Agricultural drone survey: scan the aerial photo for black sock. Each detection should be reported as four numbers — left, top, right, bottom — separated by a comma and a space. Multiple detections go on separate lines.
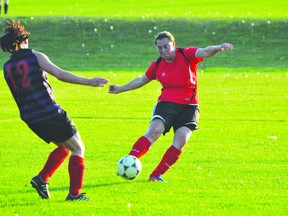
4, 3, 8, 14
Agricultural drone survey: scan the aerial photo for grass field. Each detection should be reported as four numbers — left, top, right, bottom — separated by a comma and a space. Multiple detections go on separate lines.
0, 0, 287, 215
4, 0, 288, 19
0, 71, 287, 215
1, 17, 287, 72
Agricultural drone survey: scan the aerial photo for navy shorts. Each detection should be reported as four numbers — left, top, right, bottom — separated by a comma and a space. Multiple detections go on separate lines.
152, 101, 200, 134
27, 110, 77, 144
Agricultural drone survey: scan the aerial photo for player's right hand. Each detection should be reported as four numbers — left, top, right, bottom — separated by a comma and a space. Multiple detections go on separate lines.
109, 84, 120, 94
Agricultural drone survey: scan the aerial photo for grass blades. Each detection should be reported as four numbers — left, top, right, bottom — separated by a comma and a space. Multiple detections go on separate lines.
5, 0, 288, 19
0, 17, 287, 71
0, 71, 287, 215
0, 0, 287, 215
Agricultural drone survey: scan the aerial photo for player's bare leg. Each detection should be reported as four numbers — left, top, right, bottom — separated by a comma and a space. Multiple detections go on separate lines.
129, 119, 164, 158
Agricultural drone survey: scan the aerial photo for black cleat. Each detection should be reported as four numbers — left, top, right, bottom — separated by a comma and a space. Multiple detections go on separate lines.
65, 193, 90, 201
30, 175, 50, 199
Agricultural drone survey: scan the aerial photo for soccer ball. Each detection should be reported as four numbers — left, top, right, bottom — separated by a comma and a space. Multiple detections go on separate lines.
117, 155, 142, 180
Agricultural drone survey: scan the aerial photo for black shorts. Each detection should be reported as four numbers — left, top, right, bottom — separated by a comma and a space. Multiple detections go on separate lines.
152, 101, 200, 135
27, 110, 77, 144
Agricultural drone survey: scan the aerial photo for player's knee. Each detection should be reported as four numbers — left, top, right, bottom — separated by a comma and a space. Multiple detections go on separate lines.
65, 142, 85, 157
146, 129, 162, 142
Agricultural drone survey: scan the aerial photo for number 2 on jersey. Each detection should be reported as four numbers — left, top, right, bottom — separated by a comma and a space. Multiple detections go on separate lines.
6, 60, 31, 91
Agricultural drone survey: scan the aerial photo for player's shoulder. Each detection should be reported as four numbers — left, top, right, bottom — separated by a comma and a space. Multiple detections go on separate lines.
33, 50, 50, 60
181, 47, 200, 60
181, 46, 199, 52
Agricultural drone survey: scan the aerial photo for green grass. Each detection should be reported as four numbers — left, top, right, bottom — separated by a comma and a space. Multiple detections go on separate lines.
0, 17, 287, 71
5, 0, 288, 19
1, 1, 287, 71
0, 0, 288, 215
0, 71, 287, 215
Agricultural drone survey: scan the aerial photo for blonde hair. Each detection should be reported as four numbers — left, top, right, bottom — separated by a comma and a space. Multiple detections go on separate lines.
154, 31, 175, 45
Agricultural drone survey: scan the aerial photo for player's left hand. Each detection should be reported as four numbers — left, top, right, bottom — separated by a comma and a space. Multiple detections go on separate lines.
90, 77, 109, 87
219, 43, 233, 51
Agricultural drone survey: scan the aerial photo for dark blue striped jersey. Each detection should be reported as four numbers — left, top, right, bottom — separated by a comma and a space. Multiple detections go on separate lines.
3, 49, 62, 123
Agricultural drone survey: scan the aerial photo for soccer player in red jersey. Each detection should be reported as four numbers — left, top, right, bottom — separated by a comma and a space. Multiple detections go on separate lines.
109, 31, 233, 182
0, 20, 108, 200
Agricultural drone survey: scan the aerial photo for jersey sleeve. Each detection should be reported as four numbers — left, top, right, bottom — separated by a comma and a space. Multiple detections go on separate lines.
184, 47, 203, 63
145, 61, 157, 80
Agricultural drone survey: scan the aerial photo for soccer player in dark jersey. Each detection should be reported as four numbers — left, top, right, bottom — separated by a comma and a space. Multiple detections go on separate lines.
109, 31, 233, 182
0, 0, 9, 14
0, 20, 108, 200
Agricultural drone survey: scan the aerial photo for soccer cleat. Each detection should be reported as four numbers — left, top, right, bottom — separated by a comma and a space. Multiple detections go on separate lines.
30, 175, 50, 199
148, 175, 165, 182
65, 193, 90, 201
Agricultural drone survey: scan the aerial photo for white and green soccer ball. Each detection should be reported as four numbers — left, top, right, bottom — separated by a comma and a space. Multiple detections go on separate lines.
117, 155, 142, 180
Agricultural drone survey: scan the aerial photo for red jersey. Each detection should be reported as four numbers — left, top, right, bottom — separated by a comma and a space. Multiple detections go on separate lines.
145, 47, 203, 105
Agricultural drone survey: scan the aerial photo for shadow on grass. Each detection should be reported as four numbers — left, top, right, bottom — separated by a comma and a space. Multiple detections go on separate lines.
85, 179, 149, 188
24, 179, 149, 195
72, 116, 288, 123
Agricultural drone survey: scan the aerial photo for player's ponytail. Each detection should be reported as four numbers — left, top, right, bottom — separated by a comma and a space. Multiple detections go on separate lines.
0, 19, 31, 53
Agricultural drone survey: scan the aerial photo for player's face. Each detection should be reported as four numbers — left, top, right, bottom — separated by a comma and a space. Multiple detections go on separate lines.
156, 38, 175, 61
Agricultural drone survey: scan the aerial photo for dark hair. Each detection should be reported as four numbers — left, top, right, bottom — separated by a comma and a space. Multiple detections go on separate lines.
0, 19, 31, 53
154, 31, 175, 45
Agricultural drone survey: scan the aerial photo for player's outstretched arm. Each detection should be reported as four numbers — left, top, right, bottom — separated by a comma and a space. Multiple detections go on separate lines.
196, 43, 233, 58
34, 51, 108, 87
109, 74, 150, 94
